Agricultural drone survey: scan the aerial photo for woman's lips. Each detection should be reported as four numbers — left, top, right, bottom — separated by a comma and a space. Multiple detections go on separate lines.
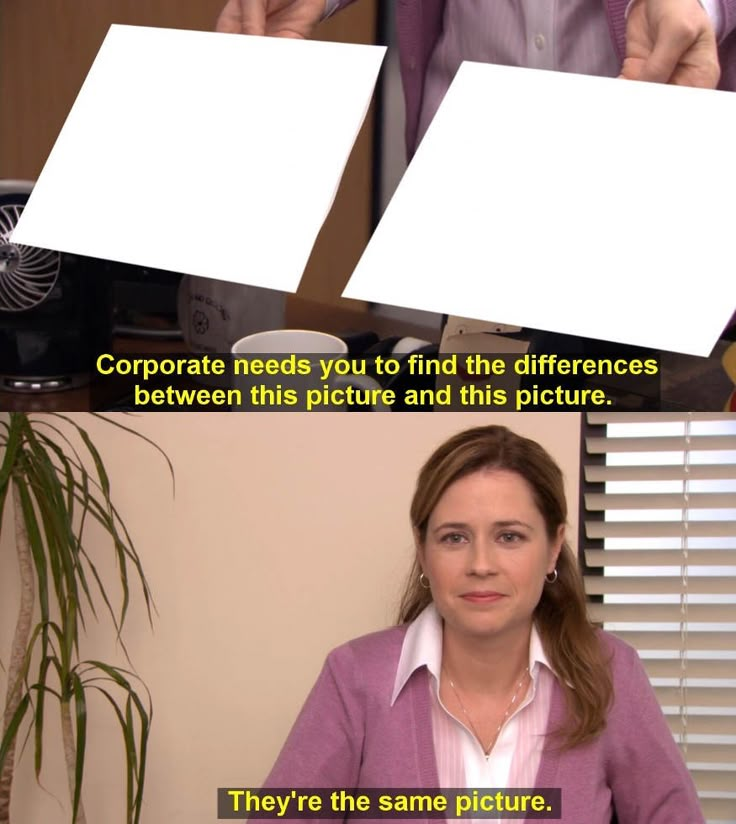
460, 592, 505, 603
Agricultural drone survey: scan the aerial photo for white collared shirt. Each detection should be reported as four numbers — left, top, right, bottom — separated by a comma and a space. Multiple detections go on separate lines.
391, 603, 557, 789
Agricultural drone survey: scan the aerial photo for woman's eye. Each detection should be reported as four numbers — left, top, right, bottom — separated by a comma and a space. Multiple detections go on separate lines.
440, 532, 466, 545
499, 532, 523, 544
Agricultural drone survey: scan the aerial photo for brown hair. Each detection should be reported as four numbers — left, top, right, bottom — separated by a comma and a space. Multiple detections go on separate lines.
398, 425, 611, 749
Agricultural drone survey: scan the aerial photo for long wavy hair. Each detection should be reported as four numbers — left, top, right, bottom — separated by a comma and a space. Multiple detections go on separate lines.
398, 425, 612, 749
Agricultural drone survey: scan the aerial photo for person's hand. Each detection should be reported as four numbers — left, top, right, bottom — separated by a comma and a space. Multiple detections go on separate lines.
621, 0, 720, 88
216, 0, 326, 37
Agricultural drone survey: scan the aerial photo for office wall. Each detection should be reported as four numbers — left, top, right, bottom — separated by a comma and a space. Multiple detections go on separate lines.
0, 412, 581, 823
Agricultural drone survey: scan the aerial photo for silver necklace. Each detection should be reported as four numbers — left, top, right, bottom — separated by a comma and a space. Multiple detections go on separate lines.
443, 664, 530, 758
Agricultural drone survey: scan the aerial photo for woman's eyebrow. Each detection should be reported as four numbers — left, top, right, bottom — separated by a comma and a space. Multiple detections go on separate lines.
432, 521, 469, 533
431, 518, 533, 533
494, 519, 533, 530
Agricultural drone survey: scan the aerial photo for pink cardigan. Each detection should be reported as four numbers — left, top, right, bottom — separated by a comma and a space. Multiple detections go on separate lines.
264, 626, 703, 824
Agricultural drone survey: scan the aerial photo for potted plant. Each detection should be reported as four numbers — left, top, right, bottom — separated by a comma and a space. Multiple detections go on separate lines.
0, 413, 172, 824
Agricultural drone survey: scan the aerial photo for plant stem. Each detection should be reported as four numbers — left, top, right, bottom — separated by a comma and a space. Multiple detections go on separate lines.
0, 481, 35, 824
60, 701, 86, 824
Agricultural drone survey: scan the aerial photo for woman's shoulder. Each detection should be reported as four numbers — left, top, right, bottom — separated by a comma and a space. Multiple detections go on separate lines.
326, 624, 409, 666
322, 624, 410, 686
594, 629, 660, 719
596, 628, 639, 663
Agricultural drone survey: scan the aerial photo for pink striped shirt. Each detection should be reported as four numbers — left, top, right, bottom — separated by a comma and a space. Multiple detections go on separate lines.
416, 0, 620, 146
391, 603, 557, 820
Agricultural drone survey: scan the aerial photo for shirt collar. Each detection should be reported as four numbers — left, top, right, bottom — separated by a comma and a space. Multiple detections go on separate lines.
391, 603, 557, 706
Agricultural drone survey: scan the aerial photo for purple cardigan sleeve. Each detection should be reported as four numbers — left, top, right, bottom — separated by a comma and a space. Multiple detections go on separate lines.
605, 640, 705, 824
720, 0, 736, 39
262, 646, 365, 791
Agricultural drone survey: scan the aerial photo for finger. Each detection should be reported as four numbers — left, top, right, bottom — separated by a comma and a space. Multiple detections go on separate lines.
215, 0, 240, 33
239, 0, 269, 35
618, 57, 646, 81
268, 0, 325, 39
216, 0, 267, 35
636, 19, 701, 83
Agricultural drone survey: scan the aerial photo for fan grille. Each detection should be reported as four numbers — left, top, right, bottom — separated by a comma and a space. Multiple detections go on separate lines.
0, 202, 61, 312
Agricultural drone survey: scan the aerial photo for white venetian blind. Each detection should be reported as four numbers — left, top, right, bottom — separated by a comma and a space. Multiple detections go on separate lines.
582, 412, 736, 824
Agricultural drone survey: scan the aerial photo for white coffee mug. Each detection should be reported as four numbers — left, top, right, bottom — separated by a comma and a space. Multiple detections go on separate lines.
178, 276, 286, 353
230, 330, 391, 412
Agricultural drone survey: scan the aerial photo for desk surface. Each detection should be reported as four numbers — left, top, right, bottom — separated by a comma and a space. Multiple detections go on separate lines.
1, 297, 440, 412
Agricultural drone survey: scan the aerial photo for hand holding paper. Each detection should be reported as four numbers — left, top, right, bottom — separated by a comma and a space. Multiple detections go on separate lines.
622, 0, 720, 88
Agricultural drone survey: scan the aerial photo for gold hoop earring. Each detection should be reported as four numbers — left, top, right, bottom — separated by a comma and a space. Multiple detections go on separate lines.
545, 569, 558, 584
419, 572, 431, 590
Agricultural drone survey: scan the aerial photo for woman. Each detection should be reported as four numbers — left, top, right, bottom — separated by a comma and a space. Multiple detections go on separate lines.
263, 425, 703, 823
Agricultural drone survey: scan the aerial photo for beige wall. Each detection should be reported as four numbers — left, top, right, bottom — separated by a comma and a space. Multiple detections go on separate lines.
0, 412, 581, 823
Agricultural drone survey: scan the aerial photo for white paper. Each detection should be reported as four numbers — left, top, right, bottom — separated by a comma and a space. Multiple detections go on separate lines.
343, 62, 736, 357
11, 24, 385, 291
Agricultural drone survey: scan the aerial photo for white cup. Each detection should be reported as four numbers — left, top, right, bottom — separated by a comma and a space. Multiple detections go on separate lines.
230, 329, 391, 412
177, 276, 287, 388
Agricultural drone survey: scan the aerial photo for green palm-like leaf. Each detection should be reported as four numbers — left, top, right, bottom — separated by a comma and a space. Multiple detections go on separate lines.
0, 695, 30, 773
69, 674, 87, 824
79, 660, 151, 824
0, 412, 171, 824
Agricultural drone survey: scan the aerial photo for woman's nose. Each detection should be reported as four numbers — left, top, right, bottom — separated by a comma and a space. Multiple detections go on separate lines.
467, 539, 498, 576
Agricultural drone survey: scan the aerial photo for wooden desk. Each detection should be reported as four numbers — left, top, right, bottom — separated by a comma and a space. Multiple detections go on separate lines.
0, 296, 440, 411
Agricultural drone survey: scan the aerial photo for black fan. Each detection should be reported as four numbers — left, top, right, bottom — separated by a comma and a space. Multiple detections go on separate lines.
0, 181, 113, 392
0, 198, 61, 312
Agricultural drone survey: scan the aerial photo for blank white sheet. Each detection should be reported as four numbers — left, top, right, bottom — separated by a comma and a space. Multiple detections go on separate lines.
11, 24, 386, 291
342, 62, 736, 357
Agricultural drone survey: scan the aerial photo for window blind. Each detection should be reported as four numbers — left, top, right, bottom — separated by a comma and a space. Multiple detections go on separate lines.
582, 412, 736, 823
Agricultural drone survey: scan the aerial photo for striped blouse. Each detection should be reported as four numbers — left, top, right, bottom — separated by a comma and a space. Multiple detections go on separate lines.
391, 603, 556, 821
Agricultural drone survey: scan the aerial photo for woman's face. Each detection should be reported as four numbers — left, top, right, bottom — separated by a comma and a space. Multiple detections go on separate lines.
418, 468, 564, 646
